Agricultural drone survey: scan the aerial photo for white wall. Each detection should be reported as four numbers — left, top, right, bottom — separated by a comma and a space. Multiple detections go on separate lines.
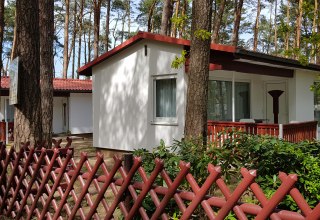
69, 93, 92, 134
288, 69, 317, 122
93, 40, 186, 151
53, 97, 68, 134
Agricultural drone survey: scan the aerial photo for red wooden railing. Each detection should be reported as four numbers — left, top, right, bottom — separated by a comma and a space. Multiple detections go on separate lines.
207, 120, 318, 144
282, 121, 318, 143
0, 143, 319, 219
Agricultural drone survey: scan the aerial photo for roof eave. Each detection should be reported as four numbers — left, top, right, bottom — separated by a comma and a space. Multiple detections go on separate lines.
235, 48, 320, 72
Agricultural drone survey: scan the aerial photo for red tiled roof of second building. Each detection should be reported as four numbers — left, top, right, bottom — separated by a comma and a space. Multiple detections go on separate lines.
0, 77, 92, 92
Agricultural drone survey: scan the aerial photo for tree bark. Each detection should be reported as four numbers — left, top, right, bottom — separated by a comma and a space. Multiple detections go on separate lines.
317, 0, 320, 65
71, 0, 77, 78
63, 0, 70, 78
88, 10, 92, 62
253, 0, 261, 51
285, 0, 290, 54
160, 0, 173, 35
172, 0, 180, 37
0, 0, 4, 76
77, 0, 84, 78
295, 0, 303, 49
10, 9, 17, 61
147, 0, 157, 32
185, 0, 212, 139
14, 0, 42, 148
212, 0, 226, 43
274, 0, 278, 53
231, 0, 244, 46
311, 0, 317, 63
105, 0, 111, 52
39, 0, 54, 147
93, 0, 102, 59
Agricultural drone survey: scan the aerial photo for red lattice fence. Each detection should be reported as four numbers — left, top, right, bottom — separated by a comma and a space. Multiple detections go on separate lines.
0, 142, 319, 219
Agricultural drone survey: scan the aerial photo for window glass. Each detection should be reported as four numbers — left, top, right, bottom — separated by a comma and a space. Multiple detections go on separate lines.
155, 78, 176, 118
207, 80, 250, 121
235, 82, 250, 121
207, 81, 232, 121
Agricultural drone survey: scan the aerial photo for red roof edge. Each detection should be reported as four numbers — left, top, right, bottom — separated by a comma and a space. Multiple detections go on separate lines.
78, 31, 236, 76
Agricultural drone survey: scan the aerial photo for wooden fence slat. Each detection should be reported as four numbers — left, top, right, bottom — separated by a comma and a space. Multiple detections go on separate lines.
0, 141, 318, 220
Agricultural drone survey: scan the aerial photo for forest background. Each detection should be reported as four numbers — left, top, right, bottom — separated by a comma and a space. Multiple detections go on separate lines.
0, 0, 319, 79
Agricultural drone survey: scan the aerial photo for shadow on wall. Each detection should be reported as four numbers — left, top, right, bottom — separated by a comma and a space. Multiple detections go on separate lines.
98, 42, 185, 151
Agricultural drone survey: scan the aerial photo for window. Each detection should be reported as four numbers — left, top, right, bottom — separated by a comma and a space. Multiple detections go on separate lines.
153, 77, 177, 123
207, 80, 250, 121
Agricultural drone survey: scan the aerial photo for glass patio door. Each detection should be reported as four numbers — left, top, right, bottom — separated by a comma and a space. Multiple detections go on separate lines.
207, 80, 250, 121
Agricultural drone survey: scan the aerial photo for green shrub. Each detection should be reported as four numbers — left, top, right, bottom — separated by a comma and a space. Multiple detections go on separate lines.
133, 132, 320, 215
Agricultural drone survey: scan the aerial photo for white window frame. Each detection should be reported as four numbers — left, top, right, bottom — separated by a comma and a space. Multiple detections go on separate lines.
151, 73, 178, 125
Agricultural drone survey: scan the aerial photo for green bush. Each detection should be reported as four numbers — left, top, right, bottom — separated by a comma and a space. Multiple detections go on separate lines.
133, 132, 320, 215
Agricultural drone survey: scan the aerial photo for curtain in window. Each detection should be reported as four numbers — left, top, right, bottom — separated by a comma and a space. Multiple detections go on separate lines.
207, 81, 232, 121
156, 79, 176, 117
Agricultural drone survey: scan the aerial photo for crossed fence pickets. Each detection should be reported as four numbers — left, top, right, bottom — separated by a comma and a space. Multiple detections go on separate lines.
0, 141, 319, 219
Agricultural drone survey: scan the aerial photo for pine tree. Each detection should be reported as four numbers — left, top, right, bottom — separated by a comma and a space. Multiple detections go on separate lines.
39, 0, 54, 147
185, 0, 213, 138
14, 0, 42, 148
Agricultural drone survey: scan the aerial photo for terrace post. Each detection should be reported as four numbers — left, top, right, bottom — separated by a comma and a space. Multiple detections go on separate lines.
279, 124, 283, 139
268, 90, 284, 124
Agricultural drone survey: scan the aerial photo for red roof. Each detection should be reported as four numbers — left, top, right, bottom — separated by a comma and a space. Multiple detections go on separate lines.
78, 31, 236, 76
1, 77, 92, 92
78, 31, 320, 76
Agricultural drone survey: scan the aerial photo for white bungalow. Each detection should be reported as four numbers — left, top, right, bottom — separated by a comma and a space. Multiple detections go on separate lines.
0, 77, 93, 141
78, 32, 320, 151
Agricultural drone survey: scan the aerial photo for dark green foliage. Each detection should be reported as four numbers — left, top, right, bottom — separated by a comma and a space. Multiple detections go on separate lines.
133, 132, 320, 215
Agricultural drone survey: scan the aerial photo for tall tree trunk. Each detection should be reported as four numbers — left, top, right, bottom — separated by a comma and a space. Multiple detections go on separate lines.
160, 0, 172, 35
311, 0, 317, 63
185, 0, 213, 139
172, 0, 180, 37
10, 9, 17, 61
84, 28, 87, 64
267, 3, 273, 54
121, 14, 125, 43
180, 0, 187, 37
127, 0, 131, 34
253, 0, 261, 51
63, 0, 70, 78
88, 10, 92, 62
39, 0, 54, 147
71, 0, 77, 78
147, 0, 157, 32
317, 0, 320, 65
231, 0, 244, 46
14, 0, 42, 148
93, 0, 101, 59
105, 0, 111, 51
212, 0, 226, 43
0, 0, 4, 76
285, 0, 290, 54
295, 0, 303, 49
77, 0, 84, 78
274, 0, 278, 53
